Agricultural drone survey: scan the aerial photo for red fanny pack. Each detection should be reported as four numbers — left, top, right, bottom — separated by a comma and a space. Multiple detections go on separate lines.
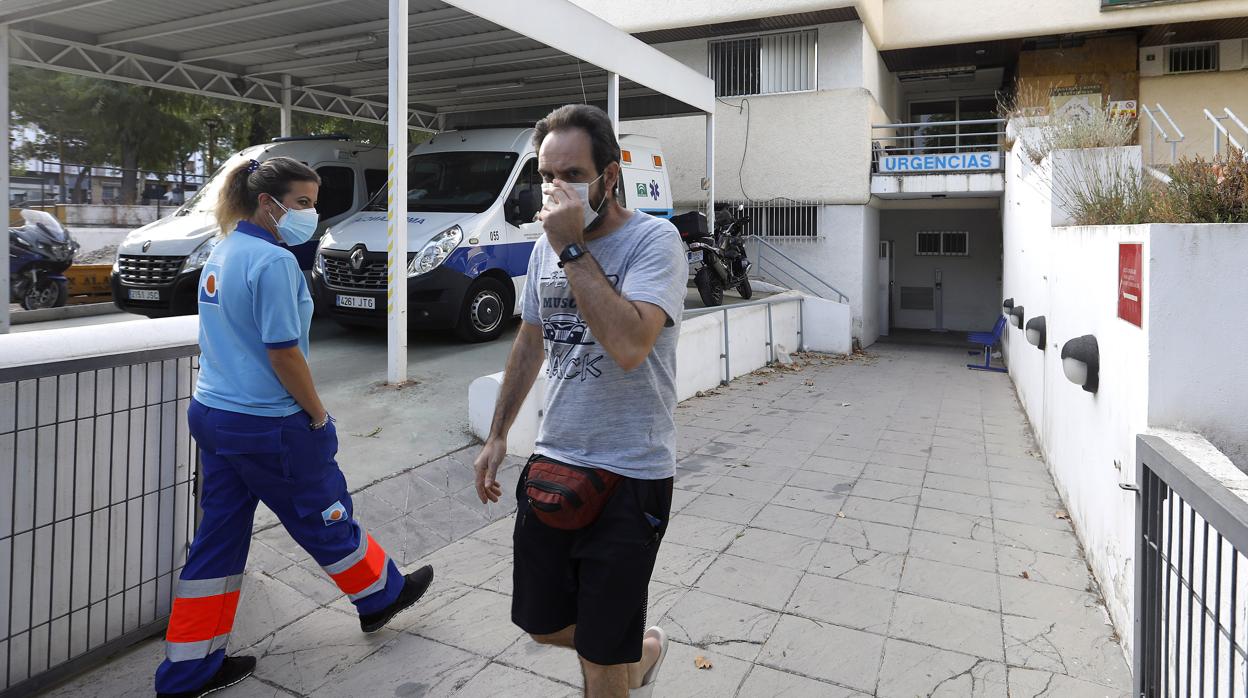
524, 456, 622, 530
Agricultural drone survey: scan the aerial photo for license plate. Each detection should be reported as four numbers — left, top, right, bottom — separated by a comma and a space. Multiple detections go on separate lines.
128, 289, 160, 301
336, 295, 375, 310
687, 251, 703, 264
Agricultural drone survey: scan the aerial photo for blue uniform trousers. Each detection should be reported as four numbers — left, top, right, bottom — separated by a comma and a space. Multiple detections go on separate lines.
154, 400, 403, 694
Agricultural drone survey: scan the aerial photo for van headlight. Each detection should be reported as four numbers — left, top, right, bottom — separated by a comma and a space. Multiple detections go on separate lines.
407, 225, 463, 277
182, 237, 218, 273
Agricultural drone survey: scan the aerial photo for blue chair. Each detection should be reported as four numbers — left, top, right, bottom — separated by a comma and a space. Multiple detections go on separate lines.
967, 315, 1008, 372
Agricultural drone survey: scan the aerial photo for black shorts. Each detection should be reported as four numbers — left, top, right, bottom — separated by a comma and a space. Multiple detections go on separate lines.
511, 458, 673, 666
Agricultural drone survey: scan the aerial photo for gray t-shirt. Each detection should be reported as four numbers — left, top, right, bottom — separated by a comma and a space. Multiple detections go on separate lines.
522, 212, 687, 480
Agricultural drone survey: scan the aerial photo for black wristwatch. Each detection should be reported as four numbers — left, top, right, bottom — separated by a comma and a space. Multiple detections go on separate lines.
558, 243, 588, 268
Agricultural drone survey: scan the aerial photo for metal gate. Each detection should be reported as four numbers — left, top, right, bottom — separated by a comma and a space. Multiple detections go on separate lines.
1134, 434, 1248, 697
0, 346, 200, 695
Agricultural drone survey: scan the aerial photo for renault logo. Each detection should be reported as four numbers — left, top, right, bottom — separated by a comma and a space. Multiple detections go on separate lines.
142, 240, 152, 252
349, 248, 365, 271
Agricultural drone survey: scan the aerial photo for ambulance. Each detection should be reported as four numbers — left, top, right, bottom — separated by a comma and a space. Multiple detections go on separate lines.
313, 128, 672, 342
110, 135, 388, 317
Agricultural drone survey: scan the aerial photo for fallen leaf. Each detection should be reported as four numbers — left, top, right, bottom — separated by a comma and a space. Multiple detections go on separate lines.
351, 426, 383, 439
1056, 511, 1070, 520
803, 379, 815, 386
836, 511, 846, 518
1020, 571, 1030, 580
757, 381, 769, 386
694, 656, 714, 670
841, 402, 851, 407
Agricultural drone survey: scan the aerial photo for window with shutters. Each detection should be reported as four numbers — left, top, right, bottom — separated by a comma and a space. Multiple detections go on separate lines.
708, 30, 817, 98
1165, 43, 1219, 74
916, 231, 969, 256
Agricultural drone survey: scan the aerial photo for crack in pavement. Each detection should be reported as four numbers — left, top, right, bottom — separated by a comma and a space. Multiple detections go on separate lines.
927, 657, 993, 697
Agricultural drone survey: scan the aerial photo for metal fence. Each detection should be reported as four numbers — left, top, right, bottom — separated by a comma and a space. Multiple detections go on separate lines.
1134, 433, 1248, 697
871, 118, 1006, 173
1203, 108, 1248, 159
1141, 103, 1185, 166
0, 346, 201, 696
715, 198, 821, 238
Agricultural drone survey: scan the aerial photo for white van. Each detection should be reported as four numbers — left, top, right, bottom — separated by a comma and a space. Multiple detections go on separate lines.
313, 128, 673, 342
111, 135, 388, 317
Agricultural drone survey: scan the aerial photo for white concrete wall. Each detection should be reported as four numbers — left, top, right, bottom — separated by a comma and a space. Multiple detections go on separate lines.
1148, 224, 1248, 469
628, 90, 873, 207
881, 0, 1248, 49
880, 207, 1002, 333
60, 205, 162, 228
862, 24, 901, 122
819, 21, 867, 91
571, 0, 1245, 50
569, 0, 857, 34
1004, 142, 1149, 657
635, 24, 875, 208
756, 205, 876, 346
1003, 140, 1248, 662
469, 294, 851, 456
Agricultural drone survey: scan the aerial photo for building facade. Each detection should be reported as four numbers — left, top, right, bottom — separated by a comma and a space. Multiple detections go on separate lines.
568, 0, 1248, 346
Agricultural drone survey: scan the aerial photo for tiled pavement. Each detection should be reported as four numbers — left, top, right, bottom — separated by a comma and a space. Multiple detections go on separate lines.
48, 343, 1131, 697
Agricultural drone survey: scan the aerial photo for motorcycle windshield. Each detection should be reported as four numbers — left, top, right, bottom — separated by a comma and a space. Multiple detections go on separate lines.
18, 210, 70, 244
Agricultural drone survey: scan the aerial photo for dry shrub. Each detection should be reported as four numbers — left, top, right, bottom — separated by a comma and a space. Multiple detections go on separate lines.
999, 81, 1135, 165
1063, 148, 1248, 225
1152, 148, 1248, 223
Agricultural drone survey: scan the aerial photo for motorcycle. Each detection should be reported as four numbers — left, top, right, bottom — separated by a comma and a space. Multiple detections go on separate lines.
672, 205, 753, 308
9, 209, 79, 310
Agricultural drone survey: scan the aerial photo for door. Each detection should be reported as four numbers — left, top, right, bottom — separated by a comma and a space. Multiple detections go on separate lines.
877, 241, 893, 336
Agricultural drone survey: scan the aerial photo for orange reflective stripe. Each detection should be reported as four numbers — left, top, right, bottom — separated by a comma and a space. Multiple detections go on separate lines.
330, 534, 387, 595
166, 591, 241, 644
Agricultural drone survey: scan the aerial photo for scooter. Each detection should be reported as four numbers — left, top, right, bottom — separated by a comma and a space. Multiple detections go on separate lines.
9, 209, 79, 310
672, 205, 753, 307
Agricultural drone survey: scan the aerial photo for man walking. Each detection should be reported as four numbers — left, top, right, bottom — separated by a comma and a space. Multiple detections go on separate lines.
473, 104, 687, 698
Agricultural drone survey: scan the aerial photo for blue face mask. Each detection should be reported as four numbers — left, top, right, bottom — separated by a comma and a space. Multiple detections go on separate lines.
268, 198, 319, 246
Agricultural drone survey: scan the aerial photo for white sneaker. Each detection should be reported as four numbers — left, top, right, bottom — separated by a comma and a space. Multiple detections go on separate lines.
630, 626, 669, 698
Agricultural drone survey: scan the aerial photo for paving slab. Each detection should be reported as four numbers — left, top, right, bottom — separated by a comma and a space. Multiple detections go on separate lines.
47, 343, 1130, 697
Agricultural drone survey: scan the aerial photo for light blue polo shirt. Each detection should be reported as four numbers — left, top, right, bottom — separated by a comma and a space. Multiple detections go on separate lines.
193, 220, 313, 417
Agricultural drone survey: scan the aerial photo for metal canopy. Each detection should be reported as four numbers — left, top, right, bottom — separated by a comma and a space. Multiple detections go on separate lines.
0, 0, 716, 385
0, 0, 714, 129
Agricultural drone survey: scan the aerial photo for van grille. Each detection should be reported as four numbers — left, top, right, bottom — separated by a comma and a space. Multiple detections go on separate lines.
323, 254, 388, 291
117, 255, 186, 284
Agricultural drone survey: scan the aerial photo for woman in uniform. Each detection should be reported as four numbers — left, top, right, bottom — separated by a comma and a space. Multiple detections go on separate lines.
154, 156, 434, 698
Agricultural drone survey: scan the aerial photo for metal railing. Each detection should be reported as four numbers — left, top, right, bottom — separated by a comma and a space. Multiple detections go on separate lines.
871, 118, 1007, 174
744, 235, 849, 304
0, 345, 201, 695
1142, 104, 1185, 165
1204, 108, 1248, 158
684, 295, 805, 386
715, 198, 820, 238
1134, 433, 1248, 697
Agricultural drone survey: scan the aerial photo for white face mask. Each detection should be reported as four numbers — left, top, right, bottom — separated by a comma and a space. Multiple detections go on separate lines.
542, 173, 606, 231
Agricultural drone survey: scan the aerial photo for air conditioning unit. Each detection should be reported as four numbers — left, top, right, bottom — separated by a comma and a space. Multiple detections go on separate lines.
1140, 40, 1246, 77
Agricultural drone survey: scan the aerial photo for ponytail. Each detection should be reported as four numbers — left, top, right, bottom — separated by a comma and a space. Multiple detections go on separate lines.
215, 156, 320, 235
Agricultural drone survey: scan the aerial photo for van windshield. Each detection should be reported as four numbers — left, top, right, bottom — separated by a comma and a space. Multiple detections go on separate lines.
364, 151, 518, 214
175, 152, 254, 216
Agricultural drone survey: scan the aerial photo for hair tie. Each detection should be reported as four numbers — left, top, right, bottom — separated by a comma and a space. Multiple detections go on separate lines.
246, 159, 260, 173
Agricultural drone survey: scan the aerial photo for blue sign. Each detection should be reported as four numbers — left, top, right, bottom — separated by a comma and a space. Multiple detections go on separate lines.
879, 152, 1000, 174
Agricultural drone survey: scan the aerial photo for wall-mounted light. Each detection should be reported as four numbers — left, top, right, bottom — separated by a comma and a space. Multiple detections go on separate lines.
1009, 306, 1025, 329
1003, 298, 1014, 315
1025, 316, 1046, 349
1061, 334, 1100, 394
